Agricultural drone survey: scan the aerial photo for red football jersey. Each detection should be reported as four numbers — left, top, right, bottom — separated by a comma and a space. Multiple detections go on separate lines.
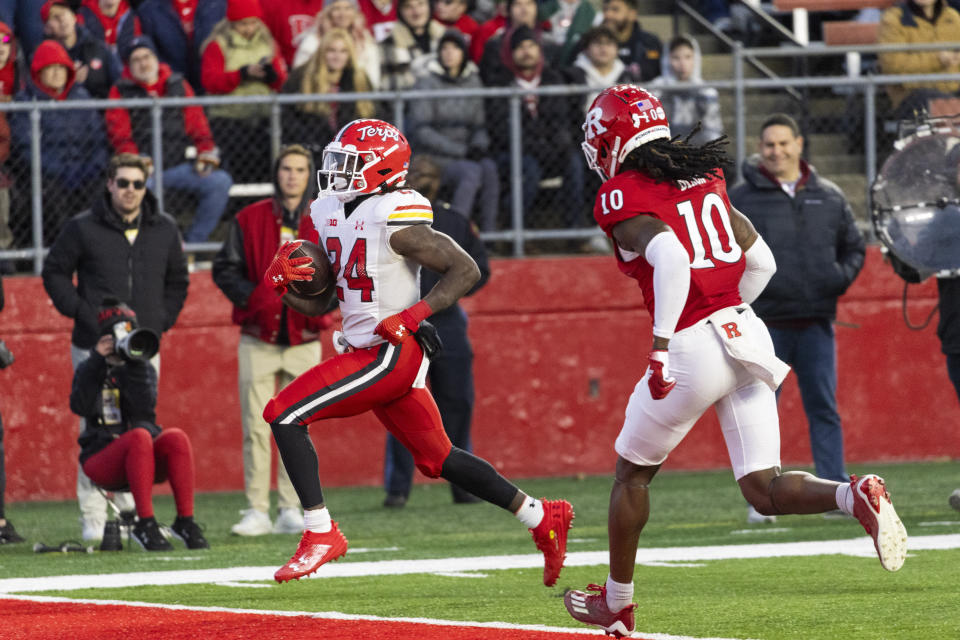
594, 170, 745, 332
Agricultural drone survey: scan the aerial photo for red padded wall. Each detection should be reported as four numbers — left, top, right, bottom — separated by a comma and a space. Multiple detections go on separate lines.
0, 247, 956, 502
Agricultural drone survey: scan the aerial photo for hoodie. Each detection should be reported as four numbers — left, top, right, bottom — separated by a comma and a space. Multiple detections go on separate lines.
650, 36, 723, 145
12, 40, 108, 184
78, 0, 141, 50
212, 151, 333, 345
0, 21, 18, 99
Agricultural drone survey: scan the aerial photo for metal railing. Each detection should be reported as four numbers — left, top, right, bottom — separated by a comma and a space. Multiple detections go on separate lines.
4, 40, 960, 272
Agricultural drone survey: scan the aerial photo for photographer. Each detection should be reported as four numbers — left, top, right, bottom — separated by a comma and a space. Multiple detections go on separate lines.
42, 153, 189, 541
72, 301, 208, 551
0, 273, 23, 543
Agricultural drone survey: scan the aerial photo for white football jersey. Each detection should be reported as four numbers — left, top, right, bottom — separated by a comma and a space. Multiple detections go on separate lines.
311, 189, 433, 348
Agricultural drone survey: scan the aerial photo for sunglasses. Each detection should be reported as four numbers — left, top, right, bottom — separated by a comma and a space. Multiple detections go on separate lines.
116, 178, 146, 190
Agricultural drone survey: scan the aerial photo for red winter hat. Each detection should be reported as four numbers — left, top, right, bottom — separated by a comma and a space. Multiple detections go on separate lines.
227, 0, 263, 21
40, 0, 72, 23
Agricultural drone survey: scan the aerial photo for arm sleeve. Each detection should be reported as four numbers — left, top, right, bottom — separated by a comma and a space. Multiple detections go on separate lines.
644, 231, 690, 340
738, 235, 776, 304
212, 218, 256, 307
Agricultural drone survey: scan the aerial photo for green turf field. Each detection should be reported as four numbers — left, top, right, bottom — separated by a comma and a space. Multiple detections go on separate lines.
3, 461, 959, 639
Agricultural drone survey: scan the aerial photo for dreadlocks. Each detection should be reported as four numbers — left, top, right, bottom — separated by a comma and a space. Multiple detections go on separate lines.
622, 123, 732, 184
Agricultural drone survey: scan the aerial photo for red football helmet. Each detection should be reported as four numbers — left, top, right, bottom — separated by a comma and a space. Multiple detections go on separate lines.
318, 118, 411, 199
581, 84, 671, 181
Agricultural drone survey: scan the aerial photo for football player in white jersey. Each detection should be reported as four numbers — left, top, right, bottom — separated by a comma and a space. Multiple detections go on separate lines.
260, 118, 574, 585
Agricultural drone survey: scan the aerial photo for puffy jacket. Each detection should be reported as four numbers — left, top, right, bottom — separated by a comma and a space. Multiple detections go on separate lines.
212, 153, 332, 345
728, 155, 865, 322
407, 58, 490, 167
11, 41, 108, 185
42, 189, 189, 349
106, 63, 215, 168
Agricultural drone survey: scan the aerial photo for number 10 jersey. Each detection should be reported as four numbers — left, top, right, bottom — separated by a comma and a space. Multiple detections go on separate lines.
594, 170, 746, 332
311, 189, 434, 349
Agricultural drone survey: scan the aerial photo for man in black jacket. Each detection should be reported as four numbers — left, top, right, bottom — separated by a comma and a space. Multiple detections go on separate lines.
381, 155, 491, 508
729, 113, 865, 522
42, 0, 122, 99
42, 153, 189, 541
486, 25, 582, 223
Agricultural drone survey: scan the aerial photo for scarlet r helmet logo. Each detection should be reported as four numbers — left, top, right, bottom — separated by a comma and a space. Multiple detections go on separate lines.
583, 107, 608, 140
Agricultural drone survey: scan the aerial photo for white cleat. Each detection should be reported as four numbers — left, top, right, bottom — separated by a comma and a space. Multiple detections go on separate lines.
851, 474, 908, 572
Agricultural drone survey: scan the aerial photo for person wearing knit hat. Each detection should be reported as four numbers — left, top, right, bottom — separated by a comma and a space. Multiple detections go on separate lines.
200, 0, 287, 183
116, 0, 225, 94
120, 34, 158, 65
106, 31, 234, 243
484, 6, 581, 221
227, 0, 263, 22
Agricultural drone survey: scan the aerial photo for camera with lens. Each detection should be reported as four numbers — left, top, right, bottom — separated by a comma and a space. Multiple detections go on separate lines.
0, 339, 13, 369
97, 298, 159, 363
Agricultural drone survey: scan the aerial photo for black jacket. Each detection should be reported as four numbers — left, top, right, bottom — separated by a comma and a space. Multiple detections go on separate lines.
729, 156, 865, 322
938, 277, 960, 354
72, 350, 161, 464
58, 25, 122, 99
486, 65, 574, 164
42, 190, 189, 349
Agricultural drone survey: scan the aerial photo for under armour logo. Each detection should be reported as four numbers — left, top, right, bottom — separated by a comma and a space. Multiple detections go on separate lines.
272, 275, 283, 284
355, 220, 365, 231
721, 322, 741, 339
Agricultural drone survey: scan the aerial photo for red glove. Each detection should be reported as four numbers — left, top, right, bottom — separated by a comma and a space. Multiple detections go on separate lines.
647, 349, 677, 400
263, 240, 314, 295
374, 300, 433, 345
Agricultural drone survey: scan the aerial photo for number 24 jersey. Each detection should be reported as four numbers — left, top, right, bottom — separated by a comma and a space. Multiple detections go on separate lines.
594, 171, 746, 332
311, 189, 434, 349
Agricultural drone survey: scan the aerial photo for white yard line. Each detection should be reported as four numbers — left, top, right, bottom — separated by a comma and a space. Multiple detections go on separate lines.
0, 534, 957, 594
0, 593, 756, 640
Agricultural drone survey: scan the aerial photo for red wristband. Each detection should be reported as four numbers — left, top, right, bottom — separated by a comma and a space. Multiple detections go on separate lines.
400, 300, 433, 326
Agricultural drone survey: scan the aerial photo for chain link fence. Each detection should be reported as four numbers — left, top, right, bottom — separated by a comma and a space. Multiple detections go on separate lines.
2, 49, 960, 273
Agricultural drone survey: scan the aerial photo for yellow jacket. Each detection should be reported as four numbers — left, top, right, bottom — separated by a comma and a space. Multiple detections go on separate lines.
878, 1, 960, 108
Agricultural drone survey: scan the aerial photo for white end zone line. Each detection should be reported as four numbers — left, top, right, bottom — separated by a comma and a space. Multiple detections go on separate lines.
0, 593, 756, 640
0, 534, 957, 594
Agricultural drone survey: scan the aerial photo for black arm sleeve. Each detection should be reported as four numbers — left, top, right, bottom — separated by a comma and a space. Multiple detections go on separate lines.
212, 218, 256, 308
41, 219, 88, 322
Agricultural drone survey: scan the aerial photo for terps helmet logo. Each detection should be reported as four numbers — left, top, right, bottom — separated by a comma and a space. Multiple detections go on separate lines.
583, 107, 608, 140
356, 125, 401, 143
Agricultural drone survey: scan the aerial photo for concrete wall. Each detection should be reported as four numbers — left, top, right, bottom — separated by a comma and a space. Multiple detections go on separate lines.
1, 247, 956, 502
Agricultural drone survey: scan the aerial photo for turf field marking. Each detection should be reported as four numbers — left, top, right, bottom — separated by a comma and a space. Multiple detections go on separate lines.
729, 528, 792, 535
214, 581, 274, 588
2, 534, 957, 594
0, 594, 754, 640
432, 571, 490, 578
918, 521, 960, 527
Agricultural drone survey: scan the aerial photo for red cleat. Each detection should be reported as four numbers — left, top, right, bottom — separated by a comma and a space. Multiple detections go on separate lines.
851, 474, 907, 572
274, 522, 349, 583
530, 499, 574, 586
564, 583, 636, 638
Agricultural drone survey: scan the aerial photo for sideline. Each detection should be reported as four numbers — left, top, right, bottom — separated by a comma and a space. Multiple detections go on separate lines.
1, 534, 957, 594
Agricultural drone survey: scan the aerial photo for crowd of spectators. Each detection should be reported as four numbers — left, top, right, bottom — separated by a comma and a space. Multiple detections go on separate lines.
0, 0, 683, 255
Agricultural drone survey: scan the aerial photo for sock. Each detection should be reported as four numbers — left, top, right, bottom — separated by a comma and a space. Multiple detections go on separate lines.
836, 482, 854, 516
605, 575, 634, 613
304, 507, 332, 533
514, 495, 544, 529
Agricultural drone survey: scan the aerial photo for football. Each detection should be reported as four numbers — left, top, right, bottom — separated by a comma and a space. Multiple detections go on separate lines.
288, 240, 333, 297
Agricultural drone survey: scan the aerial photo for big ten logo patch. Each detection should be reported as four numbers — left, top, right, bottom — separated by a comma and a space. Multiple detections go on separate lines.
721, 322, 741, 339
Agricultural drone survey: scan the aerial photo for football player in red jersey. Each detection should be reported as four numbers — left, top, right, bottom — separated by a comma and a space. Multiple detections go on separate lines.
260, 118, 573, 586
563, 86, 908, 638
